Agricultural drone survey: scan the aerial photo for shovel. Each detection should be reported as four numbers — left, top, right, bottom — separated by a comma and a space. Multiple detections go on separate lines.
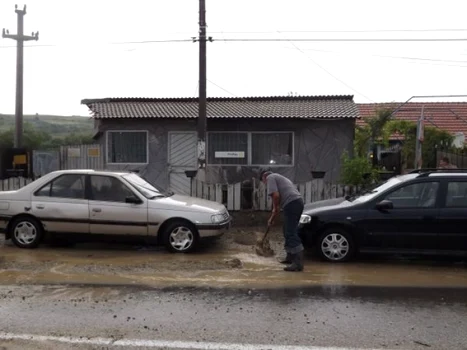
255, 225, 275, 257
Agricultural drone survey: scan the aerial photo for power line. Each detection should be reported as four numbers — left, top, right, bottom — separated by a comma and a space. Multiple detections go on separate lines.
279, 47, 467, 68
217, 38, 467, 42
0, 39, 192, 49
209, 29, 467, 34
3, 36, 467, 49
284, 40, 374, 103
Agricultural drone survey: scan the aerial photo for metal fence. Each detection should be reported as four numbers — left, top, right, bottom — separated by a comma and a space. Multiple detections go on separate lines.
59, 144, 104, 170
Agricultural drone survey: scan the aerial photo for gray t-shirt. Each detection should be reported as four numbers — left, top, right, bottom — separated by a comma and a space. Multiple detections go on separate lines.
266, 173, 302, 209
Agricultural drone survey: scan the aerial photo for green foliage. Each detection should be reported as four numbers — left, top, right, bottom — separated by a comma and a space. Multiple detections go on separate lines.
386, 120, 454, 168
340, 151, 379, 186
0, 122, 94, 150
354, 108, 393, 158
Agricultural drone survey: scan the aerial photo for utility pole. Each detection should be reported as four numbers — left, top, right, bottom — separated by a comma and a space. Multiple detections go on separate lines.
2, 5, 39, 148
415, 105, 425, 169
197, 0, 207, 171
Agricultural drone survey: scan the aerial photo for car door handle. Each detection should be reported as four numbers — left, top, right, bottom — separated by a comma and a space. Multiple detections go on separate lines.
92, 208, 102, 213
36, 205, 45, 210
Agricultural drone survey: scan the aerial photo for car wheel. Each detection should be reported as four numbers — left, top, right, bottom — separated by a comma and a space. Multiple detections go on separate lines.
10, 216, 43, 249
163, 220, 199, 253
317, 228, 355, 262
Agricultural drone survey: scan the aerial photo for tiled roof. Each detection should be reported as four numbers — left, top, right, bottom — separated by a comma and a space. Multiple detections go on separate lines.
81, 95, 359, 120
357, 102, 467, 136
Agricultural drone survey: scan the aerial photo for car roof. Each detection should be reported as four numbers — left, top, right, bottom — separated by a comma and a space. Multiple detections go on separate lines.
48, 169, 133, 176
409, 169, 467, 179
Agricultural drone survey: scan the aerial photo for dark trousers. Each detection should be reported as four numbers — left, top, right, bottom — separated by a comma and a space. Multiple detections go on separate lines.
282, 198, 304, 254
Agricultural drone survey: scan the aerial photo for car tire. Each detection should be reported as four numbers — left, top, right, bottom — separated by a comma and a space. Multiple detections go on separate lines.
162, 220, 199, 254
10, 216, 43, 249
317, 228, 355, 263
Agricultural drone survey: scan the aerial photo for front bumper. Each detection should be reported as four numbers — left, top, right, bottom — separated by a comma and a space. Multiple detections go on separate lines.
196, 218, 232, 238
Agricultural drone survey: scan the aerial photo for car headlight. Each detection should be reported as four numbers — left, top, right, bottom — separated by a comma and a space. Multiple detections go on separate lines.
211, 214, 225, 223
299, 215, 312, 224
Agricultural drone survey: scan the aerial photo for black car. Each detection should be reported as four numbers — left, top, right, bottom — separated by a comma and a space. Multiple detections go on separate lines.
298, 169, 467, 262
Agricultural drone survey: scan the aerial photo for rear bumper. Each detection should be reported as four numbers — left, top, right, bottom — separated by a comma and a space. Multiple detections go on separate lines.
196, 219, 231, 238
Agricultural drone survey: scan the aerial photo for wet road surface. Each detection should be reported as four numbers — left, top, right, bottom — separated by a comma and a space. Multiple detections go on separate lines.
1, 241, 467, 289
0, 285, 466, 350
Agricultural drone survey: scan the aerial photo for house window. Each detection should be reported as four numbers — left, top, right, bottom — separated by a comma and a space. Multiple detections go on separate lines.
107, 131, 148, 164
208, 132, 249, 165
207, 131, 294, 166
252, 132, 293, 165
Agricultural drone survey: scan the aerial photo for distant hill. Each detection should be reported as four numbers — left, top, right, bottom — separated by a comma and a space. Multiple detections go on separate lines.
0, 114, 93, 138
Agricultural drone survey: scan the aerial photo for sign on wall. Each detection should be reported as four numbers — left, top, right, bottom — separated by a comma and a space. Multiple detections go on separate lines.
67, 148, 81, 158
215, 151, 245, 158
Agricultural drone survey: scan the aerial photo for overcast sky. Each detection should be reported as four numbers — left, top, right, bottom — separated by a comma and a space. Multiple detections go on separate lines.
1, 0, 467, 116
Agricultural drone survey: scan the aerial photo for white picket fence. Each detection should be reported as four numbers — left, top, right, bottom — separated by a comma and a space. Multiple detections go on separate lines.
0, 177, 34, 191
0, 177, 359, 212
192, 179, 359, 211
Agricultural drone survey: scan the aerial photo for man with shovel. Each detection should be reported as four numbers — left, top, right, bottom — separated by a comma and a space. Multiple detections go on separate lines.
260, 170, 305, 272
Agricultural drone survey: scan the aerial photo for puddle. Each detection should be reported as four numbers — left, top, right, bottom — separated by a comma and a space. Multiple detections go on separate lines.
1, 237, 467, 289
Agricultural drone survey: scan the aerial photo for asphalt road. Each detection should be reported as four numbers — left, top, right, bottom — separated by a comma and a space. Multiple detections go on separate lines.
0, 285, 466, 350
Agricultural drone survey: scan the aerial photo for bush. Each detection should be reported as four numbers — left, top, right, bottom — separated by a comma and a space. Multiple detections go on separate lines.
340, 152, 379, 186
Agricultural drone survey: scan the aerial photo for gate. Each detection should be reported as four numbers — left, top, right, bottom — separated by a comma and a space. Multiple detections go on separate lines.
168, 132, 197, 195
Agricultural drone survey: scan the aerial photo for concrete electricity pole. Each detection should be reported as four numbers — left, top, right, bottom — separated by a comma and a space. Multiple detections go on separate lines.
197, 0, 209, 172
2, 5, 39, 148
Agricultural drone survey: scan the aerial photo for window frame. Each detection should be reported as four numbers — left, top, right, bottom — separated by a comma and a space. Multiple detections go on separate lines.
444, 180, 467, 208
89, 175, 141, 204
377, 180, 441, 209
106, 130, 149, 165
206, 131, 294, 167
33, 174, 87, 200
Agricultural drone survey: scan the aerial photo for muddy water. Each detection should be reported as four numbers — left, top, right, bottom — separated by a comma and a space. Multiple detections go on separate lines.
1, 240, 467, 289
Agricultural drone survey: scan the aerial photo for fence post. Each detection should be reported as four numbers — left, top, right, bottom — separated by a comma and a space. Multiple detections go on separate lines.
215, 183, 223, 204
227, 184, 234, 211
234, 183, 241, 211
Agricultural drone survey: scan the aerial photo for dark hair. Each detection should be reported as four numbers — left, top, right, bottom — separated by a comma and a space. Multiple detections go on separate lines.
441, 157, 450, 163
259, 170, 272, 180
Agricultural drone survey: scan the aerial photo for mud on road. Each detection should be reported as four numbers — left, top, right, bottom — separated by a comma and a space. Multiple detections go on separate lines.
1, 227, 467, 289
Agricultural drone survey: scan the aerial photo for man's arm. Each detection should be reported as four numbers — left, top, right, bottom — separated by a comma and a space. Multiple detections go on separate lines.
269, 191, 280, 225
267, 177, 280, 226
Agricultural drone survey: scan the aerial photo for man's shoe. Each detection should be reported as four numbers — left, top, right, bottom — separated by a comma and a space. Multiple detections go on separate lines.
279, 253, 292, 264
283, 251, 304, 272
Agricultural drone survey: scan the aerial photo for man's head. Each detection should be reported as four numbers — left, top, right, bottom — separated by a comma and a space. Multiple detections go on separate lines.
259, 170, 272, 183
439, 156, 450, 168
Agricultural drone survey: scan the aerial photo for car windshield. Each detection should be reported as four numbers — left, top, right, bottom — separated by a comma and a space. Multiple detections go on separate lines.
349, 174, 419, 203
122, 173, 173, 199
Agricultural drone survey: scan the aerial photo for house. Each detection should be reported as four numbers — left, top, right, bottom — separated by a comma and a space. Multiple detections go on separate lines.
357, 102, 467, 171
81, 95, 359, 195
358, 102, 467, 146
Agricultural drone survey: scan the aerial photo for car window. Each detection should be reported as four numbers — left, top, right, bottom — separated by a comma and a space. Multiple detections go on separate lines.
445, 182, 467, 208
35, 174, 85, 199
384, 182, 439, 209
90, 176, 134, 203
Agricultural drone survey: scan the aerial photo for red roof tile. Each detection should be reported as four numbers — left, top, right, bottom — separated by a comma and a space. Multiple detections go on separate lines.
357, 102, 467, 137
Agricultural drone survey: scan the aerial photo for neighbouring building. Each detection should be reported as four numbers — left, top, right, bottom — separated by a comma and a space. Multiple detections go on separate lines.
358, 102, 467, 171
81, 95, 359, 195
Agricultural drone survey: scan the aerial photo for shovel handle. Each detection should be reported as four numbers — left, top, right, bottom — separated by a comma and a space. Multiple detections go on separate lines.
261, 225, 271, 244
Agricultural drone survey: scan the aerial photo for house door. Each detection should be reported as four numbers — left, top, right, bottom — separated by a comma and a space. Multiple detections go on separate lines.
168, 132, 198, 196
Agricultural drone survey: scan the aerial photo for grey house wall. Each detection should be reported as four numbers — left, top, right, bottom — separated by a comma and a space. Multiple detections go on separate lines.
95, 118, 355, 190
205, 118, 355, 184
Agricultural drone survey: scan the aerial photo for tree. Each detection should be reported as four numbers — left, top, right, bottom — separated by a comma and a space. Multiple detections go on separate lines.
354, 107, 393, 160
386, 120, 454, 168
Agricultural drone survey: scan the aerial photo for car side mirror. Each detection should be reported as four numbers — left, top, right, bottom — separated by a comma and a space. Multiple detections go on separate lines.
126, 196, 142, 204
376, 199, 393, 211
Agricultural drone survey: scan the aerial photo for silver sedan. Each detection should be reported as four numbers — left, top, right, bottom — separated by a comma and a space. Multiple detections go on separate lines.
0, 170, 231, 253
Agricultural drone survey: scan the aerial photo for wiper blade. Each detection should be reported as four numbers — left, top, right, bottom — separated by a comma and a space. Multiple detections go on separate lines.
150, 194, 166, 199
